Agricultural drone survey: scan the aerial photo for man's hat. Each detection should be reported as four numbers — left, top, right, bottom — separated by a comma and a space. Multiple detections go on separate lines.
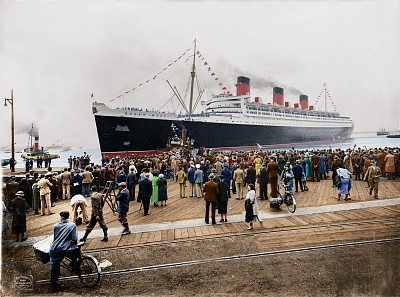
118, 182, 127, 187
209, 174, 215, 180
196, 164, 200, 169
45, 172, 53, 176
15, 191, 24, 197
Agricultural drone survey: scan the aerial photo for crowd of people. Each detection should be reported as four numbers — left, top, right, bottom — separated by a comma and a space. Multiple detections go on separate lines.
2, 145, 399, 292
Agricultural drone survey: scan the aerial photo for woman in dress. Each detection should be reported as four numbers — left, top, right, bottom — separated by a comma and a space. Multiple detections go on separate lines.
336, 165, 352, 201
244, 184, 263, 230
151, 170, 160, 207
303, 153, 312, 181
158, 174, 168, 207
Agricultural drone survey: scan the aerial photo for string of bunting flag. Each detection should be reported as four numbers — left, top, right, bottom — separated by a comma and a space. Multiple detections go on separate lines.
108, 47, 192, 102
313, 83, 338, 112
195, 50, 232, 95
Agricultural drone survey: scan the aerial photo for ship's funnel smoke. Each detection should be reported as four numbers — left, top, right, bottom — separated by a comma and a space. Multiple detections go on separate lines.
16, 123, 39, 137
240, 71, 303, 96
214, 61, 304, 96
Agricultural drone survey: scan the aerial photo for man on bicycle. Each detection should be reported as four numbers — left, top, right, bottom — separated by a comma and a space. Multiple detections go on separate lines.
49, 211, 79, 292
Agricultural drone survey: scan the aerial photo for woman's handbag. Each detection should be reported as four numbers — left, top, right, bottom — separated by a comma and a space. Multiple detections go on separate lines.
334, 175, 341, 187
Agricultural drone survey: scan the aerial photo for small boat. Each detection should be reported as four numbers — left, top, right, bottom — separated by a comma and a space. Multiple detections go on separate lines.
377, 128, 389, 136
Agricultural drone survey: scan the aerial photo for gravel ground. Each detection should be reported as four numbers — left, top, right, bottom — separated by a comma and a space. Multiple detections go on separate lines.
2, 237, 399, 297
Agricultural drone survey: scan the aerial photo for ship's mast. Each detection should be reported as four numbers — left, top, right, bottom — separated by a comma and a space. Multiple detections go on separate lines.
188, 39, 197, 115
324, 83, 327, 112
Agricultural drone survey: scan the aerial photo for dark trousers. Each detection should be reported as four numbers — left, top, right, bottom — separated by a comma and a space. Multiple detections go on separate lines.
50, 249, 79, 284
205, 201, 216, 224
142, 196, 151, 215
259, 182, 268, 199
269, 178, 278, 198
128, 184, 136, 201
311, 166, 320, 181
294, 178, 303, 192
85, 215, 108, 235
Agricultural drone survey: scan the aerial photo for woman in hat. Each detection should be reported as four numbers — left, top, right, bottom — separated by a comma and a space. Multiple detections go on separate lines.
9, 191, 29, 242
158, 174, 168, 207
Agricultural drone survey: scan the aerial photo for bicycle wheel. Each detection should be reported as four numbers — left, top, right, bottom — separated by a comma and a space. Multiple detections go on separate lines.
77, 255, 101, 287
285, 194, 296, 213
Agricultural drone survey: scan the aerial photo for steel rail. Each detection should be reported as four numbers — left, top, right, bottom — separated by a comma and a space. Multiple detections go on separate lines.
34, 237, 400, 284
11, 218, 400, 265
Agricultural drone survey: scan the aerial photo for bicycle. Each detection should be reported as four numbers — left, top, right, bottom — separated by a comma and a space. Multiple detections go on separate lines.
270, 183, 296, 213
34, 241, 101, 288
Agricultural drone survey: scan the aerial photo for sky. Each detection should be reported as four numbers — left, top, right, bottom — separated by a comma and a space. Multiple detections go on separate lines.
1, 0, 399, 150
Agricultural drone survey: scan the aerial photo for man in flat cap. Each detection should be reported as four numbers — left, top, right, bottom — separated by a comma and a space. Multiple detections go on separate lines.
116, 182, 131, 235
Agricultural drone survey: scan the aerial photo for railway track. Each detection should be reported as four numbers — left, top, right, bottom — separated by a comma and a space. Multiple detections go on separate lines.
34, 237, 400, 284
31, 218, 400, 284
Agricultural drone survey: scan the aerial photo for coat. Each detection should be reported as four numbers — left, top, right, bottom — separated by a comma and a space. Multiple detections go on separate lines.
203, 180, 219, 202
245, 189, 259, 216
384, 154, 395, 173
10, 196, 28, 235
158, 177, 168, 201
38, 178, 52, 196
233, 168, 244, 184
138, 178, 152, 200
194, 169, 204, 184
267, 162, 280, 179
116, 188, 130, 214
303, 157, 312, 178
151, 176, 159, 203
50, 219, 78, 257
318, 155, 327, 175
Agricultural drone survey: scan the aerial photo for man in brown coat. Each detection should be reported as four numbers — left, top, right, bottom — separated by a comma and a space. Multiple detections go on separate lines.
203, 174, 219, 225
267, 158, 280, 198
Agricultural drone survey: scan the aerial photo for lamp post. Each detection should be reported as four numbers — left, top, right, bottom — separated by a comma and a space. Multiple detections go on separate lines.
4, 89, 15, 172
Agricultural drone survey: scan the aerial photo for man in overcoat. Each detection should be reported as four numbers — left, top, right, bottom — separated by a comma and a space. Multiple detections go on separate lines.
203, 174, 219, 225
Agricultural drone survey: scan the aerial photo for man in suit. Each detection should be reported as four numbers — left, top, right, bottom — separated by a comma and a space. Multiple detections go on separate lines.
139, 173, 153, 216
364, 160, 382, 199
257, 163, 268, 200
203, 174, 219, 225
233, 165, 245, 200
310, 152, 320, 182
292, 160, 304, 192
267, 158, 280, 198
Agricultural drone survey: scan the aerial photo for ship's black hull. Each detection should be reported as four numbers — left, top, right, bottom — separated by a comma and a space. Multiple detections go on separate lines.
94, 115, 353, 157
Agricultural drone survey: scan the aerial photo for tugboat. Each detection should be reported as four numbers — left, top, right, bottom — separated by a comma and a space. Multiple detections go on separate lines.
21, 125, 60, 161
166, 123, 195, 151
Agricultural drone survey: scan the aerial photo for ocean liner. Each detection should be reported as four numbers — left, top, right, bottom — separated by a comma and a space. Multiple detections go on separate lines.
93, 46, 354, 158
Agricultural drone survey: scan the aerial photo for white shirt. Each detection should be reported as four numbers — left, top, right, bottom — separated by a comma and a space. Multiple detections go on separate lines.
70, 194, 87, 206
